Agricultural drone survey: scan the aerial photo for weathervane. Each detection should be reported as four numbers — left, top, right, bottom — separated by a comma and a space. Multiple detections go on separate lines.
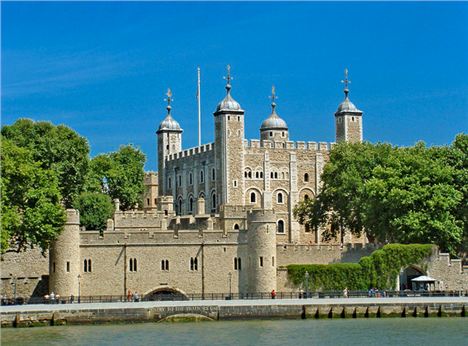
341, 68, 351, 96
223, 65, 232, 91
165, 88, 173, 113
270, 85, 277, 113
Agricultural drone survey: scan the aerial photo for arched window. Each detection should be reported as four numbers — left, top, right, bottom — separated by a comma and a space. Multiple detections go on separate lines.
260, 172, 263, 178
304, 194, 309, 201
277, 192, 283, 204
248, 171, 252, 178
234, 223, 240, 230
281, 172, 285, 179
212, 193, 216, 210
178, 198, 183, 215
189, 197, 194, 214
255, 171, 259, 179
304, 173, 309, 182
270, 172, 274, 178
250, 192, 256, 203
274, 172, 278, 179
277, 220, 285, 233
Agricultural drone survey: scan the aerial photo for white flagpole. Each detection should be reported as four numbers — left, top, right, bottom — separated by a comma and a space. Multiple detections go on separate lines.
197, 67, 201, 147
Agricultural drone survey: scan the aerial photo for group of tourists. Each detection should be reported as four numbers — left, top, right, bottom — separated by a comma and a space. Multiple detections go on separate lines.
43, 291, 62, 303
127, 290, 140, 302
368, 287, 386, 297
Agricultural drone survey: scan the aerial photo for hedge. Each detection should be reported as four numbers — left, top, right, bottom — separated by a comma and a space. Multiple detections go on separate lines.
287, 244, 434, 290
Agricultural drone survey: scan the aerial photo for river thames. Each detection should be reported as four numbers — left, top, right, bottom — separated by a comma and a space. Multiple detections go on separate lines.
2, 318, 467, 345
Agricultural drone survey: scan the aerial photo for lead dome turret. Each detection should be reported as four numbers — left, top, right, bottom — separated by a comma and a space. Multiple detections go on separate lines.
260, 86, 289, 142
157, 89, 183, 133
214, 66, 243, 113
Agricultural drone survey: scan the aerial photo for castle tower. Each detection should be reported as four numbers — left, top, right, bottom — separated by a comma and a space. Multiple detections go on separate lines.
49, 209, 81, 297
335, 69, 363, 143
260, 85, 289, 143
213, 65, 245, 209
247, 209, 277, 293
143, 172, 158, 211
157, 89, 183, 196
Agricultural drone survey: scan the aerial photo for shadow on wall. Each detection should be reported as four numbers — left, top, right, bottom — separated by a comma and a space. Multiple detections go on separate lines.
30, 276, 49, 298
333, 245, 376, 264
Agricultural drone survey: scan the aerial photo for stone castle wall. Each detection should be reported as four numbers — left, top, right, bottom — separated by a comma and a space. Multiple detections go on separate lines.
427, 251, 467, 291
0, 248, 49, 298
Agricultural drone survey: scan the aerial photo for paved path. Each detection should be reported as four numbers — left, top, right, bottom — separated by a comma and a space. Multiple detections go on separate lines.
1, 296, 467, 313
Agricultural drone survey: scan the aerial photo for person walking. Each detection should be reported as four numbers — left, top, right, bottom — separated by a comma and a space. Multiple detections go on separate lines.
343, 287, 349, 298
271, 289, 277, 299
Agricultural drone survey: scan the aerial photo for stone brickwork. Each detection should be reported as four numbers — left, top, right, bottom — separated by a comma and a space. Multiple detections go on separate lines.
427, 251, 467, 291
0, 248, 49, 298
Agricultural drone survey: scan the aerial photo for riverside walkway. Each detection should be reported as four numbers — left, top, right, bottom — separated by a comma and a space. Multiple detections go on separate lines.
2, 296, 468, 313
1, 296, 467, 326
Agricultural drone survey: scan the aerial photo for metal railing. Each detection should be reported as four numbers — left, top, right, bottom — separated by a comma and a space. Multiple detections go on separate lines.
1, 290, 466, 306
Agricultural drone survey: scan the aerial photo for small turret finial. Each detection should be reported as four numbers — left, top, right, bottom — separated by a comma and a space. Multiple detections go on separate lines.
165, 88, 173, 114
269, 85, 277, 113
223, 64, 232, 93
341, 68, 351, 98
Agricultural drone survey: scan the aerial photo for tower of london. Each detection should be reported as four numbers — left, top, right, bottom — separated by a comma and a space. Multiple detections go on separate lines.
3, 67, 376, 299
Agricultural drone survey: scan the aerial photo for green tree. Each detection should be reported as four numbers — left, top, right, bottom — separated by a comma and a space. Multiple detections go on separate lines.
294, 138, 466, 255
87, 145, 146, 210
72, 192, 114, 231
1, 139, 66, 253
1, 119, 90, 207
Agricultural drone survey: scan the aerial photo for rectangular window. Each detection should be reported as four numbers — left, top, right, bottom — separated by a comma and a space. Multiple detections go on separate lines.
162, 259, 169, 271
66, 261, 70, 272
147, 198, 150, 205
259, 256, 263, 267
53, 262, 56, 273
190, 257, 198, 271
272, 256, 275, 267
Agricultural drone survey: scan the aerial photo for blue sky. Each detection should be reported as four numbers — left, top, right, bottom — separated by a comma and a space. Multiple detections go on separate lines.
2, 1, 468, 170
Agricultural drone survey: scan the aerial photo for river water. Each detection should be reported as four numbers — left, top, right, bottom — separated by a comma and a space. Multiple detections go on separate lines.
2, 318, 467, 345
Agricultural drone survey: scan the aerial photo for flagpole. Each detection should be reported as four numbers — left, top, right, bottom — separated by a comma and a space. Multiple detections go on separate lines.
197, 67, 201, 147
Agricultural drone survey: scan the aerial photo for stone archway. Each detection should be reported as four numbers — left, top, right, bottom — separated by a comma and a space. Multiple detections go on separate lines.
399, 266, 425, 290
144, 286, 189, 301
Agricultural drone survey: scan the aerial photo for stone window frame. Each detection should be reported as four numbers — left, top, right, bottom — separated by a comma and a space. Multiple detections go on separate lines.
277, 192, 284, 204
234, 257, 242, 270
161, 259, 169, 271
277, 219, 285, 234
190, 257, 198, 271
200, 170, 205, 183
304, 173, 309, 182
129, 258, 138, 272
250, 191, 256, 203
84, 259, 92, 273
188, 195, 194, 214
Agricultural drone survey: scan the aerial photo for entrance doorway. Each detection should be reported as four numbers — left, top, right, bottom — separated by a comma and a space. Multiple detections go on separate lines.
399, 266, 424, 290
145, 287, 188, 301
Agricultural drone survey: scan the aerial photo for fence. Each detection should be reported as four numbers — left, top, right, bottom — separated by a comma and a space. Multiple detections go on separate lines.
1, 290, 467, 306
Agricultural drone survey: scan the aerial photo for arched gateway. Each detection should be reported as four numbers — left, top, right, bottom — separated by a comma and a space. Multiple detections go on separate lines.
144, 286, 189, 301
399, 266, 425, 290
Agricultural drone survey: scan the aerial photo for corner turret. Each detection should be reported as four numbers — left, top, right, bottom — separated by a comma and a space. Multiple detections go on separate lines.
335, 68, 363, 143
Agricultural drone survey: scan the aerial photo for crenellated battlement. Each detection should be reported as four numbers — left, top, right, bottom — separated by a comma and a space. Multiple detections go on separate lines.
144, 172, 158, 184
65, 209, 80, 225
166, 142, 214, 161
244, 139, 335, 151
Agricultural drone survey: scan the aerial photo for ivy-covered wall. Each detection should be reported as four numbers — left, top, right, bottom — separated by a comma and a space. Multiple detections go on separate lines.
287, 244, 434, 290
